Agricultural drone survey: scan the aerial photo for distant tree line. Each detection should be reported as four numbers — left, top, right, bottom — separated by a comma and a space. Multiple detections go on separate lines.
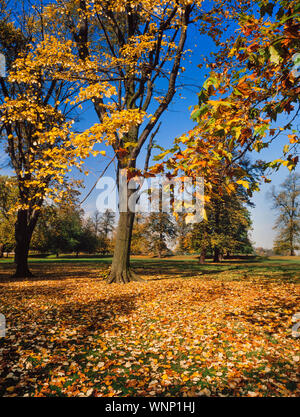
130, 184, 254, 261
31, 205, 115, 257
0, 176, 116, 257
0, 174, 255, 261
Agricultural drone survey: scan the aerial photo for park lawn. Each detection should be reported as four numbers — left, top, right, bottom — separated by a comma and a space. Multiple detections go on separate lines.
0, 257, 299, 397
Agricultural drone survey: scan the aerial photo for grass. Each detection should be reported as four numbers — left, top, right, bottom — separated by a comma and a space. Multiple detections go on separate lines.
0, 255, 299, 397
1, 254, 299, 284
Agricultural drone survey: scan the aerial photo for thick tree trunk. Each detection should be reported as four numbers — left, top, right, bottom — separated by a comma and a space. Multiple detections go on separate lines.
0, 243, 3, 258
107, 210, 144, 284
13, 209, 38, 278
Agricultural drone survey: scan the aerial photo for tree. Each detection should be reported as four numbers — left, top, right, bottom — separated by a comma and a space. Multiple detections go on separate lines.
42, 0, 245, 283
91, 210, 102, 237
90, 209, 115, 254
174, 211, 192, 255
98, 210, 115, 240
30, 205, 57, 254
74, 217, 99, 256
32, 202, 101, 256
0, 1, 96, 276
46, 205, 83, 256
145, 209, 176, 258
186, 187, 253, 262
270, 173, 300, 256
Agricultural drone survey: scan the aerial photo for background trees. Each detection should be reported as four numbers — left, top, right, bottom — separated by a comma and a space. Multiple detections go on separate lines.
31, 204, 115, 257
186, 189, 253, 263
270, 173, 300, 256
91, 209, 116, 254
144, 211, 176, 258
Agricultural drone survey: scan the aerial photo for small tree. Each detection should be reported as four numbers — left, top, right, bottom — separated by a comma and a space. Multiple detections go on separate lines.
145, 210, 176, 258
75, 218, 99, 256
270, 173, 300, 256
174, 211, 192, 255
98, 210, 115, 240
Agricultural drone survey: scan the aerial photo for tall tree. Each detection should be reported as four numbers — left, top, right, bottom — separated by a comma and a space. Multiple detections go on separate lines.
270, 173, 300, 256
43, 0, 244, 283
0, 1, 95, 276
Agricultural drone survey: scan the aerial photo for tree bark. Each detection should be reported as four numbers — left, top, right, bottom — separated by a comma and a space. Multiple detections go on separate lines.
13, 209, 38, 278
107, 210, 143, 284
213, 247, 221, 262
0, 243, 3, 258
198, 248, 206, 264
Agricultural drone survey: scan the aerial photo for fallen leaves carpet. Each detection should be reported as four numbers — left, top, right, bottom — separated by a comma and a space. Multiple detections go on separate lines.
0, 264, 299, 397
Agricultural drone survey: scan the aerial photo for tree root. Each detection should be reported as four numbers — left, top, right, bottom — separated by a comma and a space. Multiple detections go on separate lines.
106, 268, 145, 284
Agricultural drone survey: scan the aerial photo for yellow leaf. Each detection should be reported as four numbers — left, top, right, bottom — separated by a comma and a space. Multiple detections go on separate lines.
236, 179, 249, 189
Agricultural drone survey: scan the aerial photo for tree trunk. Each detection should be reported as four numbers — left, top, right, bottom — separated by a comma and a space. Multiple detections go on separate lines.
13, 209, 38, 278
0, 243, 3, 258
198, 248, 206, 264
213, 247, 221, 262
107, 210, 144, 284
